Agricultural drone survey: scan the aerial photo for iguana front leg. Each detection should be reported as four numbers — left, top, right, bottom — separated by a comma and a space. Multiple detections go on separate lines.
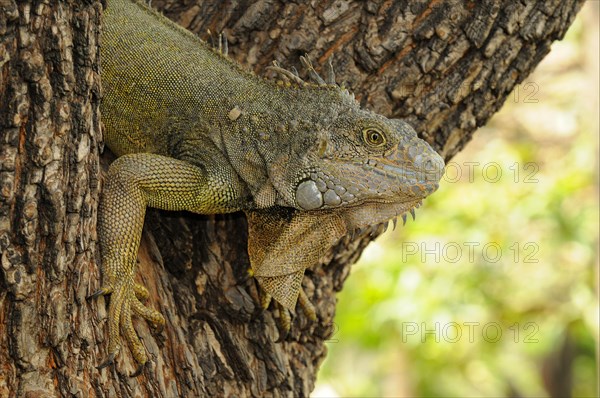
95, 152, 241, 372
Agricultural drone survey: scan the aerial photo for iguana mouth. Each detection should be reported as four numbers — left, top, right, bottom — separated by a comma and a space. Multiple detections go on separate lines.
340, 198, 424, 232
294, 160, 441, 211
294, 165, 438, 210
354, 198, 423, 207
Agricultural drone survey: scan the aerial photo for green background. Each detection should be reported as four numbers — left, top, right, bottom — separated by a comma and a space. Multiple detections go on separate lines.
316, 3, 599, 397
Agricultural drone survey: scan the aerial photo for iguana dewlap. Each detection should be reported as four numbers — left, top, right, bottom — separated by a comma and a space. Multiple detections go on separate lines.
96, 0, 445, 372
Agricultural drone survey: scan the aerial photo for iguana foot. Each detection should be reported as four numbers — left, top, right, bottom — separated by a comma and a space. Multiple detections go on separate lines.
258, 285, 317, 337
92, 280, 165, 373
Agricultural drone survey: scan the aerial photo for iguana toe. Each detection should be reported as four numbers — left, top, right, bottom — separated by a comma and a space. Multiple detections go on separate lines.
87, 285, 113, 300
133, 283, 150, 301
132, 295, 165, 327
96, 351, 117, 370
259, 288, 272, 310
122, 297, 149, 367
298, 289, 317, 322
130, 362, 148, 378
88, 283, 149, 302
276, 302, 291, 342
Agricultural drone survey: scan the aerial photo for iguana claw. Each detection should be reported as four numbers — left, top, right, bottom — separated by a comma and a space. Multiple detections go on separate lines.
87, 286, 113, 300
153, 322, 165, 335
96, 352, 117, 370
130, 362, 148, 378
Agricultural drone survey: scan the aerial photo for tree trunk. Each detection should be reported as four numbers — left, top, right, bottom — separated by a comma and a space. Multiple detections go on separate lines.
0, 0, 103, 396
0, 0, 584, 397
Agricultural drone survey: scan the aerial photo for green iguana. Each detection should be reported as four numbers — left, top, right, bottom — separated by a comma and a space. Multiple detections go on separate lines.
94, 0, 445, 374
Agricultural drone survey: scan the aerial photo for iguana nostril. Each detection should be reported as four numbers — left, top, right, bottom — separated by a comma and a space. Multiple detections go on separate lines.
423, 159, 437, 174
413, 146, 444, 176
427, 152, 445, 176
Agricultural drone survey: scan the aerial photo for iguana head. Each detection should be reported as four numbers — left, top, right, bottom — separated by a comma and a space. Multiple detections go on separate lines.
260, 60, 443, 226
283, 107, 444, 227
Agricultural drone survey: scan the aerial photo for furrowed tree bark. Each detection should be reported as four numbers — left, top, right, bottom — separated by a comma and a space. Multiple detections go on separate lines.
0, 0, 584, 397
0, 1, 103, 396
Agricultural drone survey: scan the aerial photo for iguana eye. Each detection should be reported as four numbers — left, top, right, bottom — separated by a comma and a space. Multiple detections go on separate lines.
363, 128, 386, 147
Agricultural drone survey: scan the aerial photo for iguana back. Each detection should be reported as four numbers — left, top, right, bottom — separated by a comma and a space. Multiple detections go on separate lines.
101, 0, 264, 157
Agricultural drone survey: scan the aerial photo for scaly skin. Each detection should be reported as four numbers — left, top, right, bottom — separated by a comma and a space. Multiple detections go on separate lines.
97, 0, 445, 371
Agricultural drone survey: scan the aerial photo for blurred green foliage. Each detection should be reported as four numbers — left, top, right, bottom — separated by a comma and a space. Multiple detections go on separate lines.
315, 4, 598, 397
